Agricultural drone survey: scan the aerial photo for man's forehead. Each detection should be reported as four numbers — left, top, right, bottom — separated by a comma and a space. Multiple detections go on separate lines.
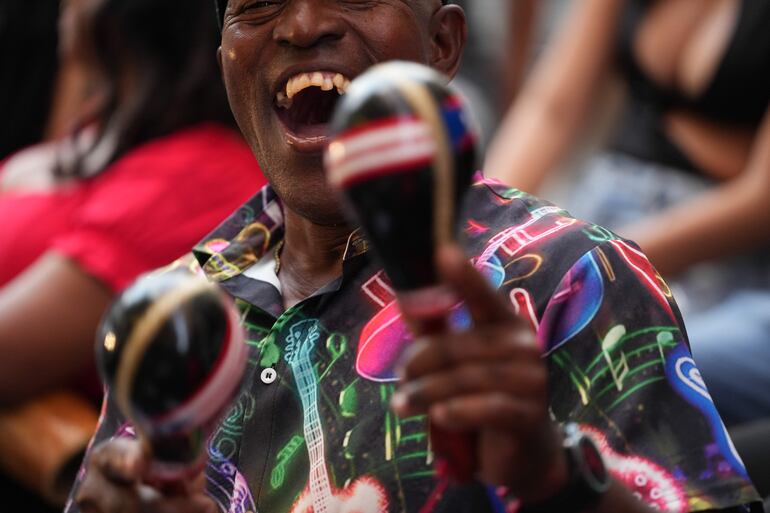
215, 0, 448, 28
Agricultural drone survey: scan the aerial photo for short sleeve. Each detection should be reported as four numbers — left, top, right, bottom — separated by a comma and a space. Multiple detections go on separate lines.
51, 126, 265, 292
542, 240, 762, 513
63, 391, 131, 513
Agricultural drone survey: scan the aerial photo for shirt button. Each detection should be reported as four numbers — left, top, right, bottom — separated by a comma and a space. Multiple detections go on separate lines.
261, 367, 277, 385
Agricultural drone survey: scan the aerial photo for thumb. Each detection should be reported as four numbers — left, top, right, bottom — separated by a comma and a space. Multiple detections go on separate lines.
436, 244, 514, 325
90, 437, 149, 486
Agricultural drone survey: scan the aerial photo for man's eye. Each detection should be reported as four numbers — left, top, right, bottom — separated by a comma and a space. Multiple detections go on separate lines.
232, 0, 284, 21
340, 0, 379, 9
242, 0, 280, 10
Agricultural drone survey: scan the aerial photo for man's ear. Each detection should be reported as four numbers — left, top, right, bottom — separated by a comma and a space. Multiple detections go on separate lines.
429, 5, 467, 79
216, 46, 224, 76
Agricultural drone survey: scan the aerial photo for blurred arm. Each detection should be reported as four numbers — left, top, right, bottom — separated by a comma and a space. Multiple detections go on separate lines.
485, 0, 624, 193
0, 252, 111, 407
501, 0, 541, 107
621, 108, 770, 276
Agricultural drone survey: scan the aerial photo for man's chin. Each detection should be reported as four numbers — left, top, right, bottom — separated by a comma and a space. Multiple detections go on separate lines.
292, 197, 351, 228
266, 175, 349, 227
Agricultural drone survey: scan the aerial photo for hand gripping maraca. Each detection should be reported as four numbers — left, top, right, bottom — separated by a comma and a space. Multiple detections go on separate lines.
96, 267, 248, 484
325, 61, 479, 482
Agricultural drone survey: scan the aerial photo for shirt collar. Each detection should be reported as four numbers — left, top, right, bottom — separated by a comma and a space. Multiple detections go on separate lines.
194, 184, 370, 284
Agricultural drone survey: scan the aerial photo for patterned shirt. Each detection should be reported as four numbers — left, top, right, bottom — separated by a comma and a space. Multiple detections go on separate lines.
66, 176, 761, 513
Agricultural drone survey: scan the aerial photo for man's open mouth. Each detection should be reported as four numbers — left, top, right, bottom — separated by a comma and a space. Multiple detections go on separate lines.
274, 71, 351, 152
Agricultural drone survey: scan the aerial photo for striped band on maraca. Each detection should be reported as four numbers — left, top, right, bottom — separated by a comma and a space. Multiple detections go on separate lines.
326, 83, 476, 248
325, 115, 435, 188
326, 94, 474, 189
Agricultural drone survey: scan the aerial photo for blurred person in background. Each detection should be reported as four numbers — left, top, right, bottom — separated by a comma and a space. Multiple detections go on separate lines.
0, 1, 60, 159
486, 0, 770, 429
450, 0, 541, 148
0, 0, 266, 507
0, 0, 266, 406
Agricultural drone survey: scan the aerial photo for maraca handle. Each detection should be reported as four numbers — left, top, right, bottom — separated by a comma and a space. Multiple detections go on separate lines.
430, 426, 478, 483
422, 323, 478, 484
398, 286, 478, 483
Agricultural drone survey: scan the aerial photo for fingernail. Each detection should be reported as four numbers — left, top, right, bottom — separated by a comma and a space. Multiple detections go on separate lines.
391, 392, 407, 412
437, 244, 460, 264
431, 404, 448, 425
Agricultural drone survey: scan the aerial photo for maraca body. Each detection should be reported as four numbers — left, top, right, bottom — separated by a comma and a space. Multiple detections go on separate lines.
325, 61, 480, 481
96, 268, 248, 481
327, 62, 477, 296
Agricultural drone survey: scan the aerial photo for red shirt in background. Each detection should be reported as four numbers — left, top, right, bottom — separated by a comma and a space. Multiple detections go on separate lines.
0, 123, 266, 399
0, 123, 266, 291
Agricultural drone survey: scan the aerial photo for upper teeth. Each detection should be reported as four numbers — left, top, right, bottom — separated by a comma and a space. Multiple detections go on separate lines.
276, 71, 351, 109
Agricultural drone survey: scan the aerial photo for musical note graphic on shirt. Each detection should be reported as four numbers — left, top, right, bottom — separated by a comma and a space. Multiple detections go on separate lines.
557, 326, 679, 411
285, 319, 388, 513
552, 351, 592, 406
655, 331, 673, 364
601, 325, 630, 391
318, 333, 348, 382
379, 383, 433, 470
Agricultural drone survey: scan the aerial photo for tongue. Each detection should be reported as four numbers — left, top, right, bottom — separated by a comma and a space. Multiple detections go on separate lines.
285, 88, 339, 136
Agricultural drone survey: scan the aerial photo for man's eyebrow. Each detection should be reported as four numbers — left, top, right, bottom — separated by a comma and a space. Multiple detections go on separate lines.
217, 0, 448, 25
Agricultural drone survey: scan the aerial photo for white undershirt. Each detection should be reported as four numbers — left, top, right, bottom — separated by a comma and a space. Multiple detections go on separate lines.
243, 248, 282, 294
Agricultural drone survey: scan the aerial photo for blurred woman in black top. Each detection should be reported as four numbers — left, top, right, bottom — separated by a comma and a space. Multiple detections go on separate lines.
486, 0, 770, 427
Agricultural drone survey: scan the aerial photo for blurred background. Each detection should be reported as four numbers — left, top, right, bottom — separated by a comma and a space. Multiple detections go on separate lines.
0, 0, 267, 511
0, 0, 767, 511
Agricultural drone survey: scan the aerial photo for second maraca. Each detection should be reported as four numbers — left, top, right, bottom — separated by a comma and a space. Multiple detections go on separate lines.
325, 61, 480, 481
96, 267, 249, 483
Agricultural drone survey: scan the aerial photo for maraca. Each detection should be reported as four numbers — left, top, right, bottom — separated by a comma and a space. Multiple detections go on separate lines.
325, 61, 479, 481
96, 267, 248, 483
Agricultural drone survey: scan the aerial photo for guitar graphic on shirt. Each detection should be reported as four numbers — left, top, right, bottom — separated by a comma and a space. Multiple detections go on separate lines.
284, 319, 388, 513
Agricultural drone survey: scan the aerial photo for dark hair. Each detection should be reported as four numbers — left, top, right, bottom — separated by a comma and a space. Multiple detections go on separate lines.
0, 0, 59, 160
65, 0, 235, 177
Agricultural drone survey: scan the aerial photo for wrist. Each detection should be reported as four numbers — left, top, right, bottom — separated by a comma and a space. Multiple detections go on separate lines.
517, 423, 610, 513
517, 427, 570, 503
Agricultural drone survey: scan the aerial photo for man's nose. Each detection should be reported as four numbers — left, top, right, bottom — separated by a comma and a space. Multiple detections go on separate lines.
273, 0, 345, 49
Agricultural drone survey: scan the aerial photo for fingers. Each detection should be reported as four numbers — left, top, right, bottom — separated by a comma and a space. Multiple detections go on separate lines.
392, 361, 547, 417
90, 438, 149, 485
76, 466, 142, 513
429, 392, 546, 432
436, 244, 517, 325
76, 439, 147, 513
75, 439, 216, 513
393, 324, 547, 435
145, 491, 220, 513
398, 325, 540, 381
77, 477, 218, 513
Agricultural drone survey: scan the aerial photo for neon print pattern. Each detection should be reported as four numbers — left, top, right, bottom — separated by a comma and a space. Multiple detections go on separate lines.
580, 425, 688, 512
539, 251, 604, 354
666, 345, 749, 479
65, 182, 762, 513
207, 460, 256, 513
284, 319, 388, 513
